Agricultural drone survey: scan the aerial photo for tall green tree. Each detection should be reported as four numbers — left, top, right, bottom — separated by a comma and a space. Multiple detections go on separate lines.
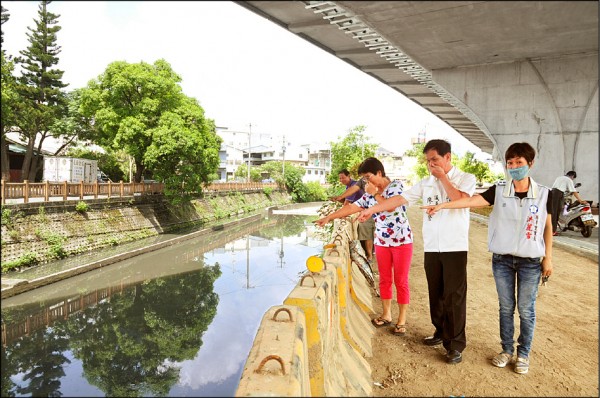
0, 5, 8, 44
327, 125, 377, 184
1, 5, 14, 181
80, 59, 222, 200
1, 53, 16, 181
14, 0, 68, 181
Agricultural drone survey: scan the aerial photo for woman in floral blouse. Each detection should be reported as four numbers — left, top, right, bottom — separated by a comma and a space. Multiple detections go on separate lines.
314, 157, 413, 336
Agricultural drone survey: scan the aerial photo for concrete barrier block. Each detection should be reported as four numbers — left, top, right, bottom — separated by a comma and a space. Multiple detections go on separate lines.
348, 257, 375, 314
346, 261, 376, 352
334, 258, 374, 359
286, 266, 372, 397
236, 305, 310, 397
283, 268, 336, 397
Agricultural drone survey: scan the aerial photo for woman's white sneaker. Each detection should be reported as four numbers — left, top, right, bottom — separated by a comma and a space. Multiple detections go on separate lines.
491, 352, 512, 368
514, 357, 530, 374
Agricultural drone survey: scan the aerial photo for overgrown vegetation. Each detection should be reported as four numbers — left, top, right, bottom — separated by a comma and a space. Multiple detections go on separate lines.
1, 207, 23, 228
312, 201, 343, 243
2, 251, 39, 272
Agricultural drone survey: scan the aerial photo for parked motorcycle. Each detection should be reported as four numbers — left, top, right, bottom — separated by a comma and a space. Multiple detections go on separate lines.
557, 183, 597, 238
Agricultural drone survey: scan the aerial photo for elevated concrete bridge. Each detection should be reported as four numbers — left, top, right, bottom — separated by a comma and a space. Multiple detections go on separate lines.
235, 1, 598, 203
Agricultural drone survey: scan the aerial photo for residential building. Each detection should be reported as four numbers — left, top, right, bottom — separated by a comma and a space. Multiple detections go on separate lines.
302, 143, 331, 184
215, 127, 273, 181
375, 146, 405, 181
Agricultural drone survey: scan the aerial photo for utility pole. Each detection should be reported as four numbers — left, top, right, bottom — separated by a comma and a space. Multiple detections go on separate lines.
247, 123, 252, 182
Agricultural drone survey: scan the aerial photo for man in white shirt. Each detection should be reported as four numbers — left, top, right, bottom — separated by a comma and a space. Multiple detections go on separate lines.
551, 171, 587, 234
358, 139, 476, 364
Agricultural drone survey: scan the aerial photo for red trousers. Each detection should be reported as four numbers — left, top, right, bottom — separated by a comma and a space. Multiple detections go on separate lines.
375, 243, 413, 303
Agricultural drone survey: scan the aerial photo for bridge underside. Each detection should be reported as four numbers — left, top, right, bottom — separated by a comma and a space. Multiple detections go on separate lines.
236, 1, 598, 202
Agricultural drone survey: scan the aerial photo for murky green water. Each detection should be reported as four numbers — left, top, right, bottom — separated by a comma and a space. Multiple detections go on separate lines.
1, 210, 325, 397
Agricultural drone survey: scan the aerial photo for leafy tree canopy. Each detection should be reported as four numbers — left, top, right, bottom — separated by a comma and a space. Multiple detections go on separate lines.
80, 59, 222, 201
328, 125, 377, 184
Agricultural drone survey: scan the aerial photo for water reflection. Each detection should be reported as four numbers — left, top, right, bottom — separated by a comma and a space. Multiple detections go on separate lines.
1, 213, 322, 397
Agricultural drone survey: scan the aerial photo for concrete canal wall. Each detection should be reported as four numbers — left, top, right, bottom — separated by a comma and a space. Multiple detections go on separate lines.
1, 190, 292, 271
236, 218, 375, 397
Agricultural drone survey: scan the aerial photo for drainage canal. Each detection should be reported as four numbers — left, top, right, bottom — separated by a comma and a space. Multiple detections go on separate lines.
1, 207, 324, 397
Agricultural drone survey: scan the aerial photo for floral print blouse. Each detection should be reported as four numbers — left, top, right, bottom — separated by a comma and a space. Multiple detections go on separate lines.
353, 179, 413, 247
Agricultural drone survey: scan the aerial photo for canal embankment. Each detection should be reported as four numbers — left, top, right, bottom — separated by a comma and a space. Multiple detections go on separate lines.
1, 190, 292, 285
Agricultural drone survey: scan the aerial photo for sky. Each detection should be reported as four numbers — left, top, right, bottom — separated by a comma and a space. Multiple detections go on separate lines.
2, 0, 490, 159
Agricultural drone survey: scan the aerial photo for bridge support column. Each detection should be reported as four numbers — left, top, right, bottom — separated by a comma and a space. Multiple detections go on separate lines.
434, 53, 598, 202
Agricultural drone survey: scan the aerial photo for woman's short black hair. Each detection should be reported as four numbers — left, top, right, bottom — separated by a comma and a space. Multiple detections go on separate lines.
357, 157, 386, 177
339, 169, 350, 176
505, 142, 536, 164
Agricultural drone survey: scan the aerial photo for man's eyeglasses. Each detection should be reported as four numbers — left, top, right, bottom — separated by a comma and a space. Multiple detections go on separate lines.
361, 174, 373, 183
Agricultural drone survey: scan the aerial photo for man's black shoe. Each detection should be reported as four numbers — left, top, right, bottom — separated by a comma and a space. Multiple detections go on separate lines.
423, 336, 442, 346
446, 350, 462, 364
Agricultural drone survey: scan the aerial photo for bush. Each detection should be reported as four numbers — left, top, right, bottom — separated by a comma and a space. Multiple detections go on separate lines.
304, 181, 327, 202
75, 201, 89, 213
263, 186, 273, 197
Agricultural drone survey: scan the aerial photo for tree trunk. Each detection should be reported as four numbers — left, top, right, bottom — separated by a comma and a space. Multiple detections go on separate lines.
134, 160, 145, 183
28, 135, 47, 181
21, 136, 35, 183
1, 134, 10, 181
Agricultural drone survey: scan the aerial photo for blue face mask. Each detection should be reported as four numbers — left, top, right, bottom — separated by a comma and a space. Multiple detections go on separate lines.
508, 165, 529, 181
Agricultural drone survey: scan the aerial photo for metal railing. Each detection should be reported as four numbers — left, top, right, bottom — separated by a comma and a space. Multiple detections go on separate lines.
0, 180, 280, 205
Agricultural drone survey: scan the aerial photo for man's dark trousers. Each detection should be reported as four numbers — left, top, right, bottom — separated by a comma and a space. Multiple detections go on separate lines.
551, 188, 564, 233
424, 251, 468, 353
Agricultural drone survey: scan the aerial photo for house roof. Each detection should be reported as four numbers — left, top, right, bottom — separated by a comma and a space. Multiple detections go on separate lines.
5, 136, 52, 156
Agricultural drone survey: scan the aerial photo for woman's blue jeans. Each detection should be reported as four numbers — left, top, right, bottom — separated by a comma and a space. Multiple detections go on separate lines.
492, 253, 542, 359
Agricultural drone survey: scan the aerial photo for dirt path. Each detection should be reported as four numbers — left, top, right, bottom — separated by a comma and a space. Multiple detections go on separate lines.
367, 207, 598, 397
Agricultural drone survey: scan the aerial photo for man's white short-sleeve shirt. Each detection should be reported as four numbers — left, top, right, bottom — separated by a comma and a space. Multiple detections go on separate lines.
552, 175, 575, 193
401, 166, 476, 252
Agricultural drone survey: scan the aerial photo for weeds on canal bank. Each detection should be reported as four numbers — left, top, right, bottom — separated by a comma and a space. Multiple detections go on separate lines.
2, 251, 39, 272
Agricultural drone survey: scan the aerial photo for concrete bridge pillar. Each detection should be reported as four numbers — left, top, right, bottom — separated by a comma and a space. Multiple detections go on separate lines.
434, 53, 598, 202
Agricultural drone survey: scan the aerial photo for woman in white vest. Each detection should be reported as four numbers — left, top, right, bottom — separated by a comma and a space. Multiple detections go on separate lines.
420, 142, 553, 375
